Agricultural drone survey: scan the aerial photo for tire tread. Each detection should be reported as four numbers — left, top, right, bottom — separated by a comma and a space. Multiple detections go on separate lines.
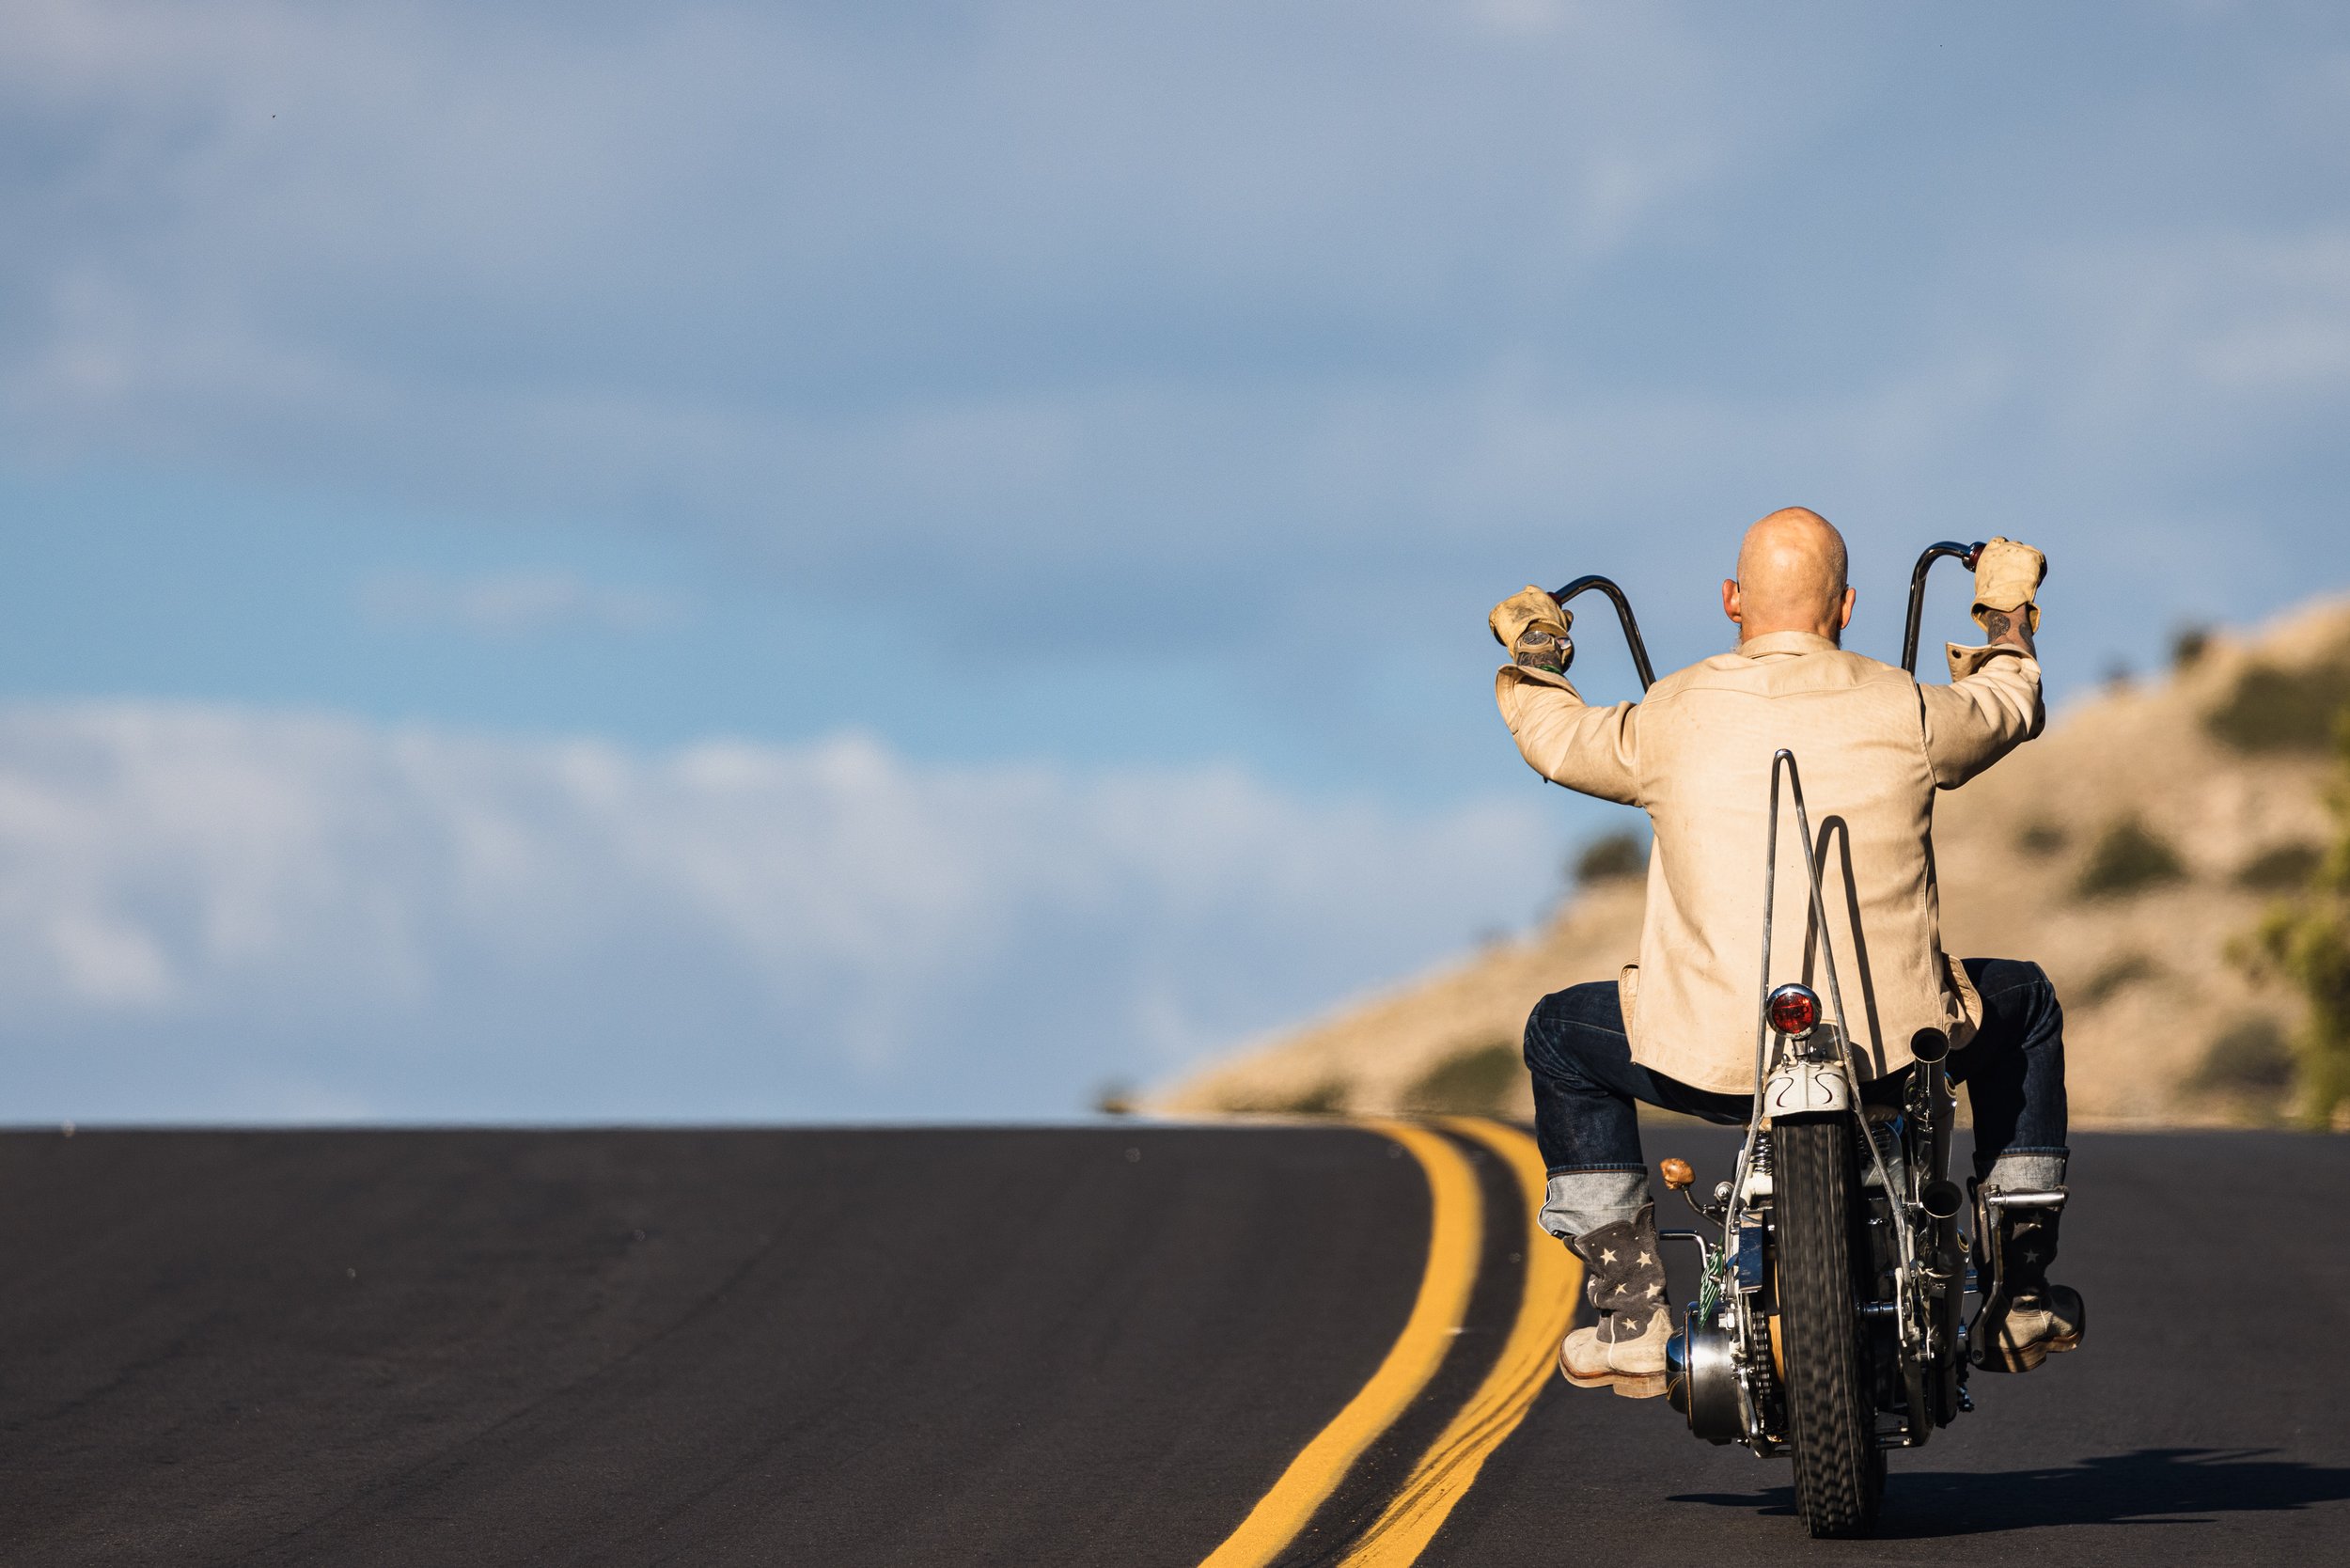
1776, 1117, 1882, 1538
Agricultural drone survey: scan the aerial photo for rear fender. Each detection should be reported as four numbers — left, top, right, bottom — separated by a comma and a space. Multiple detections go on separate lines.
1764, 1059, 1851, 1119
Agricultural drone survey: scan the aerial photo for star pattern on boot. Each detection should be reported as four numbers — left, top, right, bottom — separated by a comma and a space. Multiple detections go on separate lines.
1571, 1203, 1670, 1356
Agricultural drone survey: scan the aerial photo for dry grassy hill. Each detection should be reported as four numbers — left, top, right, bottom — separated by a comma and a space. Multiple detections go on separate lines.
1154, 601, 2350, 1128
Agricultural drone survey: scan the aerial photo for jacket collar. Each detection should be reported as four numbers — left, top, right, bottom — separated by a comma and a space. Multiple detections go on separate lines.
1736, 631, 1841, 660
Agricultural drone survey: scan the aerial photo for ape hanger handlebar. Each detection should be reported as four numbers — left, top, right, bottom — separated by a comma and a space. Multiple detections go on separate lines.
1549, 574, 1658, 692
1554, 538, 1988, 695
1899, 541, 1987, 676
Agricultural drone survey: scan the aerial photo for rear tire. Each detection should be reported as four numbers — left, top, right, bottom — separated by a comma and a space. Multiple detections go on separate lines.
1777, 1116, 1883, 1538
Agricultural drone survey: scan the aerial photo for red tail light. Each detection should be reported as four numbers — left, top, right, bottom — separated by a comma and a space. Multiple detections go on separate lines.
1767, 983, 1821, 1038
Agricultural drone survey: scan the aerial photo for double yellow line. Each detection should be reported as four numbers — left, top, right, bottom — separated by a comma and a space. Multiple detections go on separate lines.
1198, 1117, 1582, 1568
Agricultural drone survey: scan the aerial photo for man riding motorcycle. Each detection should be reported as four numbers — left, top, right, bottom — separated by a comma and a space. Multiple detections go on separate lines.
1489, 508, 2084, 1399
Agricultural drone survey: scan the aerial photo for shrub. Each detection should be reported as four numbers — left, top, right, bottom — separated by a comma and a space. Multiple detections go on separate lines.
2187, 1017, 2296, 1099
2076, 951, 2157, 1007
1219, 1078, 1351, 1116
2074, 817, 2187, 901
2205, 641, 2350, 752
1391, 1043, 1523, 1114
2172, 625, 2213, 670
2015, 820, 2069, 857
2252, 898, 2350, 1124
1572, 830, 1648, 886
1403, 1043, 1522, 1116
1280, 1080, 1352, 1115
2236, 841, 2324, 892
2236, 712, 2350, 1127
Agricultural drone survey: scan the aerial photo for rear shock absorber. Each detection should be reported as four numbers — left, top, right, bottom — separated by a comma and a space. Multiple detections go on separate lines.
1742, 1131, 1775, 1200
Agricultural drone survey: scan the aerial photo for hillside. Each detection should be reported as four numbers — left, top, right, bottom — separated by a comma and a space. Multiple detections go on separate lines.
1153, 601, 2350, 1128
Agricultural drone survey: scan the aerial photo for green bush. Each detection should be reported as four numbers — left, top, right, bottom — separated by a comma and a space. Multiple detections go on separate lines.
2076, 951, 2157, 1007
2074, 817, 2188, 901
1572, 830, 1647, 886
2237, 712, 2350, 1127
2254, 898, 2350, 1125
1403, 1042, 1522, 1115
2236, 841, 2324, 892
2205, 642, 2350, 752
2171, 625, 2213, 670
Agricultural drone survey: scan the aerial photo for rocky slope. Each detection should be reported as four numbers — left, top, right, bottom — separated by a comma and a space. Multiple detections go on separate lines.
1154, 601, 2350, 1128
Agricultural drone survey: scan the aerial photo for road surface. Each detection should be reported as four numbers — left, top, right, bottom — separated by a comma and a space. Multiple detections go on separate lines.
2, 1123, 2344, 1564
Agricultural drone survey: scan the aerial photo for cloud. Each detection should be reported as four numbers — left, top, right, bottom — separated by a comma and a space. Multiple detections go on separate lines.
0, 700, 1567, 1121
0, 2, 1789, 583
5, 2, 2345, 684
360, 570, 679, 636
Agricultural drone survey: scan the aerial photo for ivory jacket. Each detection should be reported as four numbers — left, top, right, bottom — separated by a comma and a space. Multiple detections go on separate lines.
1496, 630, 2043, 1093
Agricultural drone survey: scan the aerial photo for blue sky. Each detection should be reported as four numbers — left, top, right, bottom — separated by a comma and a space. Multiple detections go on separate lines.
3, 1, 2348, 1119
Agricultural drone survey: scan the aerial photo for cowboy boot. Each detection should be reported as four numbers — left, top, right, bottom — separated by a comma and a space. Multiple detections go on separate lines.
1559, 1202, 1671, 1398
1974, 1200, 2086, 1372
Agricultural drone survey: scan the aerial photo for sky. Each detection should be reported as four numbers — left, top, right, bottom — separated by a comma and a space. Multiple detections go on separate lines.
3, 0, 2349, 1120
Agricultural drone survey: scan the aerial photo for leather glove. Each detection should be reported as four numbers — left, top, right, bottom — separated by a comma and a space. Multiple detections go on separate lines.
1971, 537, 2046, 636
1489, 586, 1574, 674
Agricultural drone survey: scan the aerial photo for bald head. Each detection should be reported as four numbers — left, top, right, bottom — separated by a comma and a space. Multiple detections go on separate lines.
1722, 507, 1856, 644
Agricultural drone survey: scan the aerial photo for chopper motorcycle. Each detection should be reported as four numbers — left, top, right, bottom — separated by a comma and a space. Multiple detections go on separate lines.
1549, 543, 2064, 1538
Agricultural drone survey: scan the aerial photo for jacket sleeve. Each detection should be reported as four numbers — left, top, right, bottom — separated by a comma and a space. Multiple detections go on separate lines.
1495, 664, 1642, 806
1919, 642, 2044, 789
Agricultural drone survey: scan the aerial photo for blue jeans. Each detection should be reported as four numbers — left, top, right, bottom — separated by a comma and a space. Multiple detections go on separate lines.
1523, 957, 2070, 1196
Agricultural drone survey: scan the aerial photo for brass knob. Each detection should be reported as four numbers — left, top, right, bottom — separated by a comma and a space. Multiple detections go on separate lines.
1660, 1157, 1695, 1191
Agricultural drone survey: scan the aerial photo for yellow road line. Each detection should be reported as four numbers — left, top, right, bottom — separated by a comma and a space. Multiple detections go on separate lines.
1198, 1119, 1483, 1568
1333, 1117, 1582, 1568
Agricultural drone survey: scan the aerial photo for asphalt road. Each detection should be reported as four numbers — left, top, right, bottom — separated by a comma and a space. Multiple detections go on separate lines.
2, 1124, 2345, 1565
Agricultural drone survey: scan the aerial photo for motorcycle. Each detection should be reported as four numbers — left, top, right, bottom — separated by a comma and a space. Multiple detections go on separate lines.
1551, 543, 2064, 1538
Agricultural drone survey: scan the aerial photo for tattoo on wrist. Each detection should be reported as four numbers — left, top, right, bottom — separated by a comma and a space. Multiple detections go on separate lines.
1513, 629, 1573, 675
1982, 608, 2035, 655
